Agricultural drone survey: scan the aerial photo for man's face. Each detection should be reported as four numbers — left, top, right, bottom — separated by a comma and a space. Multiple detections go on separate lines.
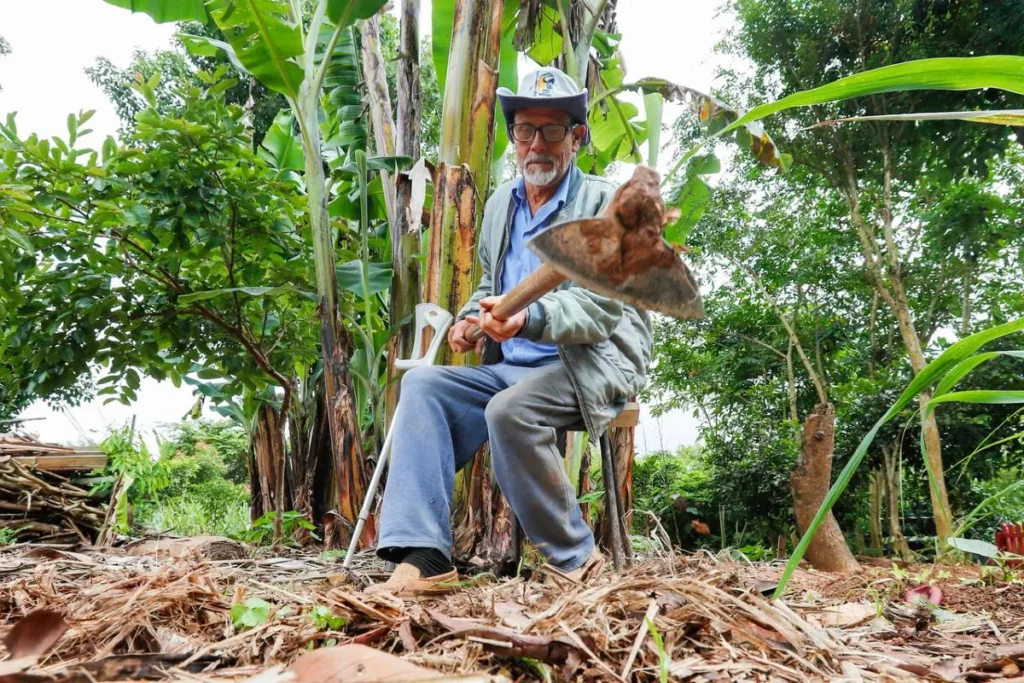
512, 108, 586, 189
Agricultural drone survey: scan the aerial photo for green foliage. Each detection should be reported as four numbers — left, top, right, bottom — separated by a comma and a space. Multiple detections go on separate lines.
234, 511, 318, 547
0, 527, 24, 547
964, 466, 1024, 540
103, 0, 206, 23
160, 419, 249, 484
776, 317, 1024, 598
100, 425, 170, 501
318, 549, 347, 561
86, 23, 288, 148
95, 419, 251, 538
647, 0, 1024, 572
146, 419, 251, 537
231, 598, 273, 630
1, 74, 319, 419
147, 495, 250, 538
309, 604, 347, 630
645, 617, 671, 683
632, 447, 714, 546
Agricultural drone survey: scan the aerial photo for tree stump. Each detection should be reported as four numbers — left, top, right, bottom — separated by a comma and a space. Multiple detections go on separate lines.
790, 403, 859, 573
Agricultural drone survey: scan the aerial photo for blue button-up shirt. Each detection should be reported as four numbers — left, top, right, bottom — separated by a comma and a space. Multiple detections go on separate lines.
498, 169, 573, 364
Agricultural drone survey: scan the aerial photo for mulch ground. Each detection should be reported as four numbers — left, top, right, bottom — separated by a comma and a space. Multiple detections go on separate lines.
0, 540, 1021, 682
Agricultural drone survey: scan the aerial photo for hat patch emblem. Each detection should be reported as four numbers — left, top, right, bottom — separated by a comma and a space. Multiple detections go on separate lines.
534, 72, 556, 96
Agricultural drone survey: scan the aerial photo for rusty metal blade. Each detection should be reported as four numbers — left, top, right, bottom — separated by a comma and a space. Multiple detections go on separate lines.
527, 218, 704, 319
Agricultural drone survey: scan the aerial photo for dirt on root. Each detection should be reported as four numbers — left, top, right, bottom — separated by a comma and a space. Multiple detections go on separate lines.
0, 543, 1021, 682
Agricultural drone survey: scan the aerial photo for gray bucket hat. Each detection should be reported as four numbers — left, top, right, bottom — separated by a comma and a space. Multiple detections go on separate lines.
497, 67, 590, 145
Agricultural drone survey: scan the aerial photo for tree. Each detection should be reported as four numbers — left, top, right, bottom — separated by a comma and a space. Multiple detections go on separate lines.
722, 0, 1024, 545
86, 23, 288, 148
651, 102, 1024, 561
103, 0, 394, 548
0, 77, 337, 538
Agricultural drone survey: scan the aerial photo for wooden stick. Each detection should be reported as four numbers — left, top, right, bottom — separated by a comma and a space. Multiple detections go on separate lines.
621, 598, 660, 680
465, 264, 566, 343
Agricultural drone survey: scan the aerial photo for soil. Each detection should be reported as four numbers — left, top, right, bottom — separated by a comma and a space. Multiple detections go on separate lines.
583, 166, 678, 286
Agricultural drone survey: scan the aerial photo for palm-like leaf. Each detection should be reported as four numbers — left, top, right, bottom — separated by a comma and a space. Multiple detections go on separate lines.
318, 23, 367, 161
326, 0, 385, 26
715, 56, 1024, 152
205, 0, 305, 101
774, 318, 1024, 599
808, 109, 1024, 129
102, 0, 207, 22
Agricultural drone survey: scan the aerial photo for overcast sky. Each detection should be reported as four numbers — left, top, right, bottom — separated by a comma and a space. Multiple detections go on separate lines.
1, 0, 729, 453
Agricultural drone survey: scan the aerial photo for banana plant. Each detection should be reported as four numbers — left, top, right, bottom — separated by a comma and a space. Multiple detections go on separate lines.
103, 0, 389, 548
340, 150, 411, 455
671, 55, 1024, 182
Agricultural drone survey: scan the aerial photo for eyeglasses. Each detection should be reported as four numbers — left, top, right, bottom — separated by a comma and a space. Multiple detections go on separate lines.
508, 122, 577, 143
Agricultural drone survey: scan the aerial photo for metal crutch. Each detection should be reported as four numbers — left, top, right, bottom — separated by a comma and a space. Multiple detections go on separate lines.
341, 302, 454, 570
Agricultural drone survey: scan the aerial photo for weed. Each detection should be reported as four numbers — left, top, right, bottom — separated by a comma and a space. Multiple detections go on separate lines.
231, 598, 273, 630
317, 549, 347, 562
233, 511, 319, 546
309, 605, 347, 630
645, 617, 671, 683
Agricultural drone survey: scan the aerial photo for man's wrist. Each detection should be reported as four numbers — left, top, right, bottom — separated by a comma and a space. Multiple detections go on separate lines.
516, 302, 546, 340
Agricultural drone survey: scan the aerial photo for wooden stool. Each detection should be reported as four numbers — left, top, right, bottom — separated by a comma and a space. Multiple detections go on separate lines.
600, 402, 640, 571
510, 401, 640, 574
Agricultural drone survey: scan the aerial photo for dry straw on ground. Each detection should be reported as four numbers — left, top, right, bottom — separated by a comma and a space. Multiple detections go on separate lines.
0, 543, 1021, 682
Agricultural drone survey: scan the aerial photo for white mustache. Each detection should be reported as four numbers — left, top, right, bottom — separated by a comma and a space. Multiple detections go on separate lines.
525, 154, 557, 166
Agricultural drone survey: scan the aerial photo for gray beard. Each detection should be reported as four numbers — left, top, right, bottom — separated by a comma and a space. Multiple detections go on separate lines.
523, 165, 560, 186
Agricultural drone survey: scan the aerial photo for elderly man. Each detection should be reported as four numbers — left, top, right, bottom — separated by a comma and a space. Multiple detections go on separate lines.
369, 67, 652, 595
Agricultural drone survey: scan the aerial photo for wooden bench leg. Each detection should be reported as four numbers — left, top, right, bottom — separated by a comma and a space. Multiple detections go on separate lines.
601, 432, 626, 572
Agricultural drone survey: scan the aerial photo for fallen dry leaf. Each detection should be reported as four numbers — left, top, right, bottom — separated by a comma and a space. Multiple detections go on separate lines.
816, 602, 877, 628
3, 609, 67, 660
290, 644, 442, 683
493, 602, 531, 631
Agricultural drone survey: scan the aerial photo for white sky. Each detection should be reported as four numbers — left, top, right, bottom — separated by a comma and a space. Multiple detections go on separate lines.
1, 0, 728, 453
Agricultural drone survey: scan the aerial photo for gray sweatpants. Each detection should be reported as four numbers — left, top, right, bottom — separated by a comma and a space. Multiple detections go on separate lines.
377, 360, 595, 571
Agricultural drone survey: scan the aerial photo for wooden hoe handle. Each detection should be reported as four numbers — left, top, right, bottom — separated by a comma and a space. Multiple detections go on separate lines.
464, 264, 567, 344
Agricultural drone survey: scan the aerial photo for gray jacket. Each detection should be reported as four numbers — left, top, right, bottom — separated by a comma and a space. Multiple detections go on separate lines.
456, 165, 653, 438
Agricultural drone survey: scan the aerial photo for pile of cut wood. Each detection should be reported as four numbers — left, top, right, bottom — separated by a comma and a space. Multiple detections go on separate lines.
0, 434, 107, 471
0, 434, 108, 544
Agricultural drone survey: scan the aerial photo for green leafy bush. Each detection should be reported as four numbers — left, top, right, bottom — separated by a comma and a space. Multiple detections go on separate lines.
98, 419, 250, 538
632, 446, 715, 547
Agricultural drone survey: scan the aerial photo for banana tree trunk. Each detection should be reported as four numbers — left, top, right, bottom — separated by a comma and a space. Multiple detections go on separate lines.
425, 0, 506, 565
249, 405, 277, 522
790, 403, 859, 573
251, 402, 289, 543
386, 0, 424, 424
359, 15, 398, 226
289, 376, 331, 546
300, 100, 373, 550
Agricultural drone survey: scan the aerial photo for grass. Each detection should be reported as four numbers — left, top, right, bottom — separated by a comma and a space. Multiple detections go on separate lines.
145, 495, 251, 538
